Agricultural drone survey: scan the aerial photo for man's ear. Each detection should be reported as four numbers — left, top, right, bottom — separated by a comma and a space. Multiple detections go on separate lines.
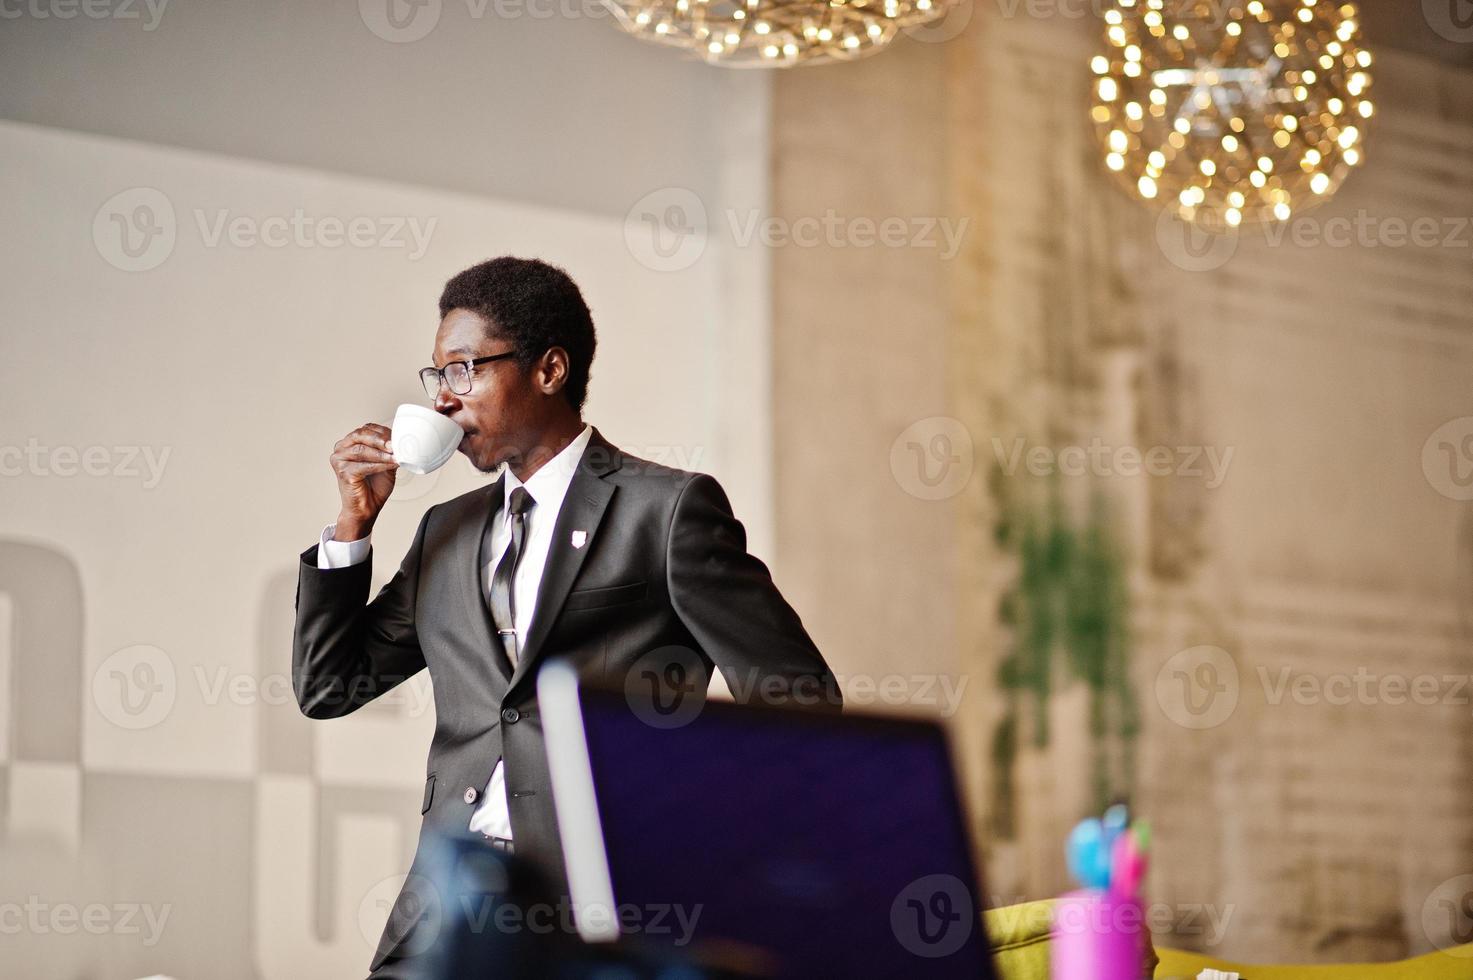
538, 346, 569, 395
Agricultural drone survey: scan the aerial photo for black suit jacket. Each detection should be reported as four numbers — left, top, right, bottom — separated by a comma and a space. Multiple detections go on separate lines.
292, 427, 841, 973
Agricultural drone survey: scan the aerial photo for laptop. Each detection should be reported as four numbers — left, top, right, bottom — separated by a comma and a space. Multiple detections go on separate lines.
538, 658, 998, 979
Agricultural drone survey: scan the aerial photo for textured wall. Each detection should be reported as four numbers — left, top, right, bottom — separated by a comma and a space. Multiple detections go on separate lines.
771, 30, 963, 731
773, 7, 1473, 964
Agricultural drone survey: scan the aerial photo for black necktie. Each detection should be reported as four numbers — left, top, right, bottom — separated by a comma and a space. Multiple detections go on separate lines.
489, 486, 535, 668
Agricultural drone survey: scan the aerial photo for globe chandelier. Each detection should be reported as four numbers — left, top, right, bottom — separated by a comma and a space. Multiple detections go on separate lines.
600, 0, 956, 66
1091, 0, 1374, 226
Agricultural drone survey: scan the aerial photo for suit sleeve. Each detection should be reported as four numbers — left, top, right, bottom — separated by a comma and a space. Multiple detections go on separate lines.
666, 473, 842, 711
292, 509, 431, 719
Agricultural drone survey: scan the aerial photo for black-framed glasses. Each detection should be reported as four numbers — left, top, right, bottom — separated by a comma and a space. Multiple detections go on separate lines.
419, 351, 518, 399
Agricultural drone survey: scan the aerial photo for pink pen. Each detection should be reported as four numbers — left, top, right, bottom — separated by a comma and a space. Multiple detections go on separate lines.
1109, 827, 1146, 897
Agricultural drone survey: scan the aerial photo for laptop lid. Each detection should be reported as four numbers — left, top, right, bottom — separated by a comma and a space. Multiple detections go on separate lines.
538, 659, 996, 979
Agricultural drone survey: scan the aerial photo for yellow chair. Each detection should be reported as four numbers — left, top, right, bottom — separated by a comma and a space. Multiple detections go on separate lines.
1154, 945, 1473, 979
985, 899, 1473, 980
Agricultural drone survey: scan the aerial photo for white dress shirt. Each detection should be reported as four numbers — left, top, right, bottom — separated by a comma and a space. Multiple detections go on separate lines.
317, 424, 593, 840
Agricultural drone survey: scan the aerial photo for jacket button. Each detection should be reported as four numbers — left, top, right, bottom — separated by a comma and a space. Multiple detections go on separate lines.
463, 787, 478, 804
501, 707, 521, 724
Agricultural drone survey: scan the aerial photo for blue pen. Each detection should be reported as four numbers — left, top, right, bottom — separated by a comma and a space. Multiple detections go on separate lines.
1065, 818, 1110, 890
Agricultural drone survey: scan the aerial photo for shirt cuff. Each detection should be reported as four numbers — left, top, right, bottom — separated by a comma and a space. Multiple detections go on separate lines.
317, 524, 371, 568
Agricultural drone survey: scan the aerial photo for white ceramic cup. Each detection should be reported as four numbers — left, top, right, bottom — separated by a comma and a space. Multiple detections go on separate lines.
391, 403, 464, 475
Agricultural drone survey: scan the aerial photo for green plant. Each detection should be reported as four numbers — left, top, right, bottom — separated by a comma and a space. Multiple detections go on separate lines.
990, 476, 1138, 837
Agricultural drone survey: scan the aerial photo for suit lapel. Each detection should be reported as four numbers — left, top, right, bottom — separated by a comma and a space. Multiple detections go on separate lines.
508, 430, 620, 692
456, 473, 512, 685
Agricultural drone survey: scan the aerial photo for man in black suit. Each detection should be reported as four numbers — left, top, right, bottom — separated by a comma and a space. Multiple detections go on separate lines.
292, 257, 842, 978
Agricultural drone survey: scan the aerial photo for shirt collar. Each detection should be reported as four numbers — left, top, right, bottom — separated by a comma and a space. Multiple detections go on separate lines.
502, 424, 593, 519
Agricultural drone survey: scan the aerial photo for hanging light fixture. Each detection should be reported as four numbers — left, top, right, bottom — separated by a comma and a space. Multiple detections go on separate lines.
1091, 0, 1374, 226
600, 0, 954, 66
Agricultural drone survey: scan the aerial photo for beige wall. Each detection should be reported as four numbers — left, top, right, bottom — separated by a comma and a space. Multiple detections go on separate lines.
772, 9, 1473, 964
0, 117, 772, 977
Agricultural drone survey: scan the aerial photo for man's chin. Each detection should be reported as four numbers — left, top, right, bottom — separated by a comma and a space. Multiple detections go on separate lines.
459, 439, 502, 475
460, 447, 492, 475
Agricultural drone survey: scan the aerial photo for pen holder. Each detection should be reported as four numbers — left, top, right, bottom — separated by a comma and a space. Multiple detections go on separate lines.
1050, 889, 1144, 980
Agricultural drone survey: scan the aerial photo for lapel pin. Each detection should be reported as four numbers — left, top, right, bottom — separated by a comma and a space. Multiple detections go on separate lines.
571, 530, 588, 549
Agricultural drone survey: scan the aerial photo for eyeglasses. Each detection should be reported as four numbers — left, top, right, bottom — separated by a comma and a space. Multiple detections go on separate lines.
419, 351, 518, 399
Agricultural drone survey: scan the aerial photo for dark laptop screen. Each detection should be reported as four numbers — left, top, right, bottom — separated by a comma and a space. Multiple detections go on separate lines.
577, 691, 996, 979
